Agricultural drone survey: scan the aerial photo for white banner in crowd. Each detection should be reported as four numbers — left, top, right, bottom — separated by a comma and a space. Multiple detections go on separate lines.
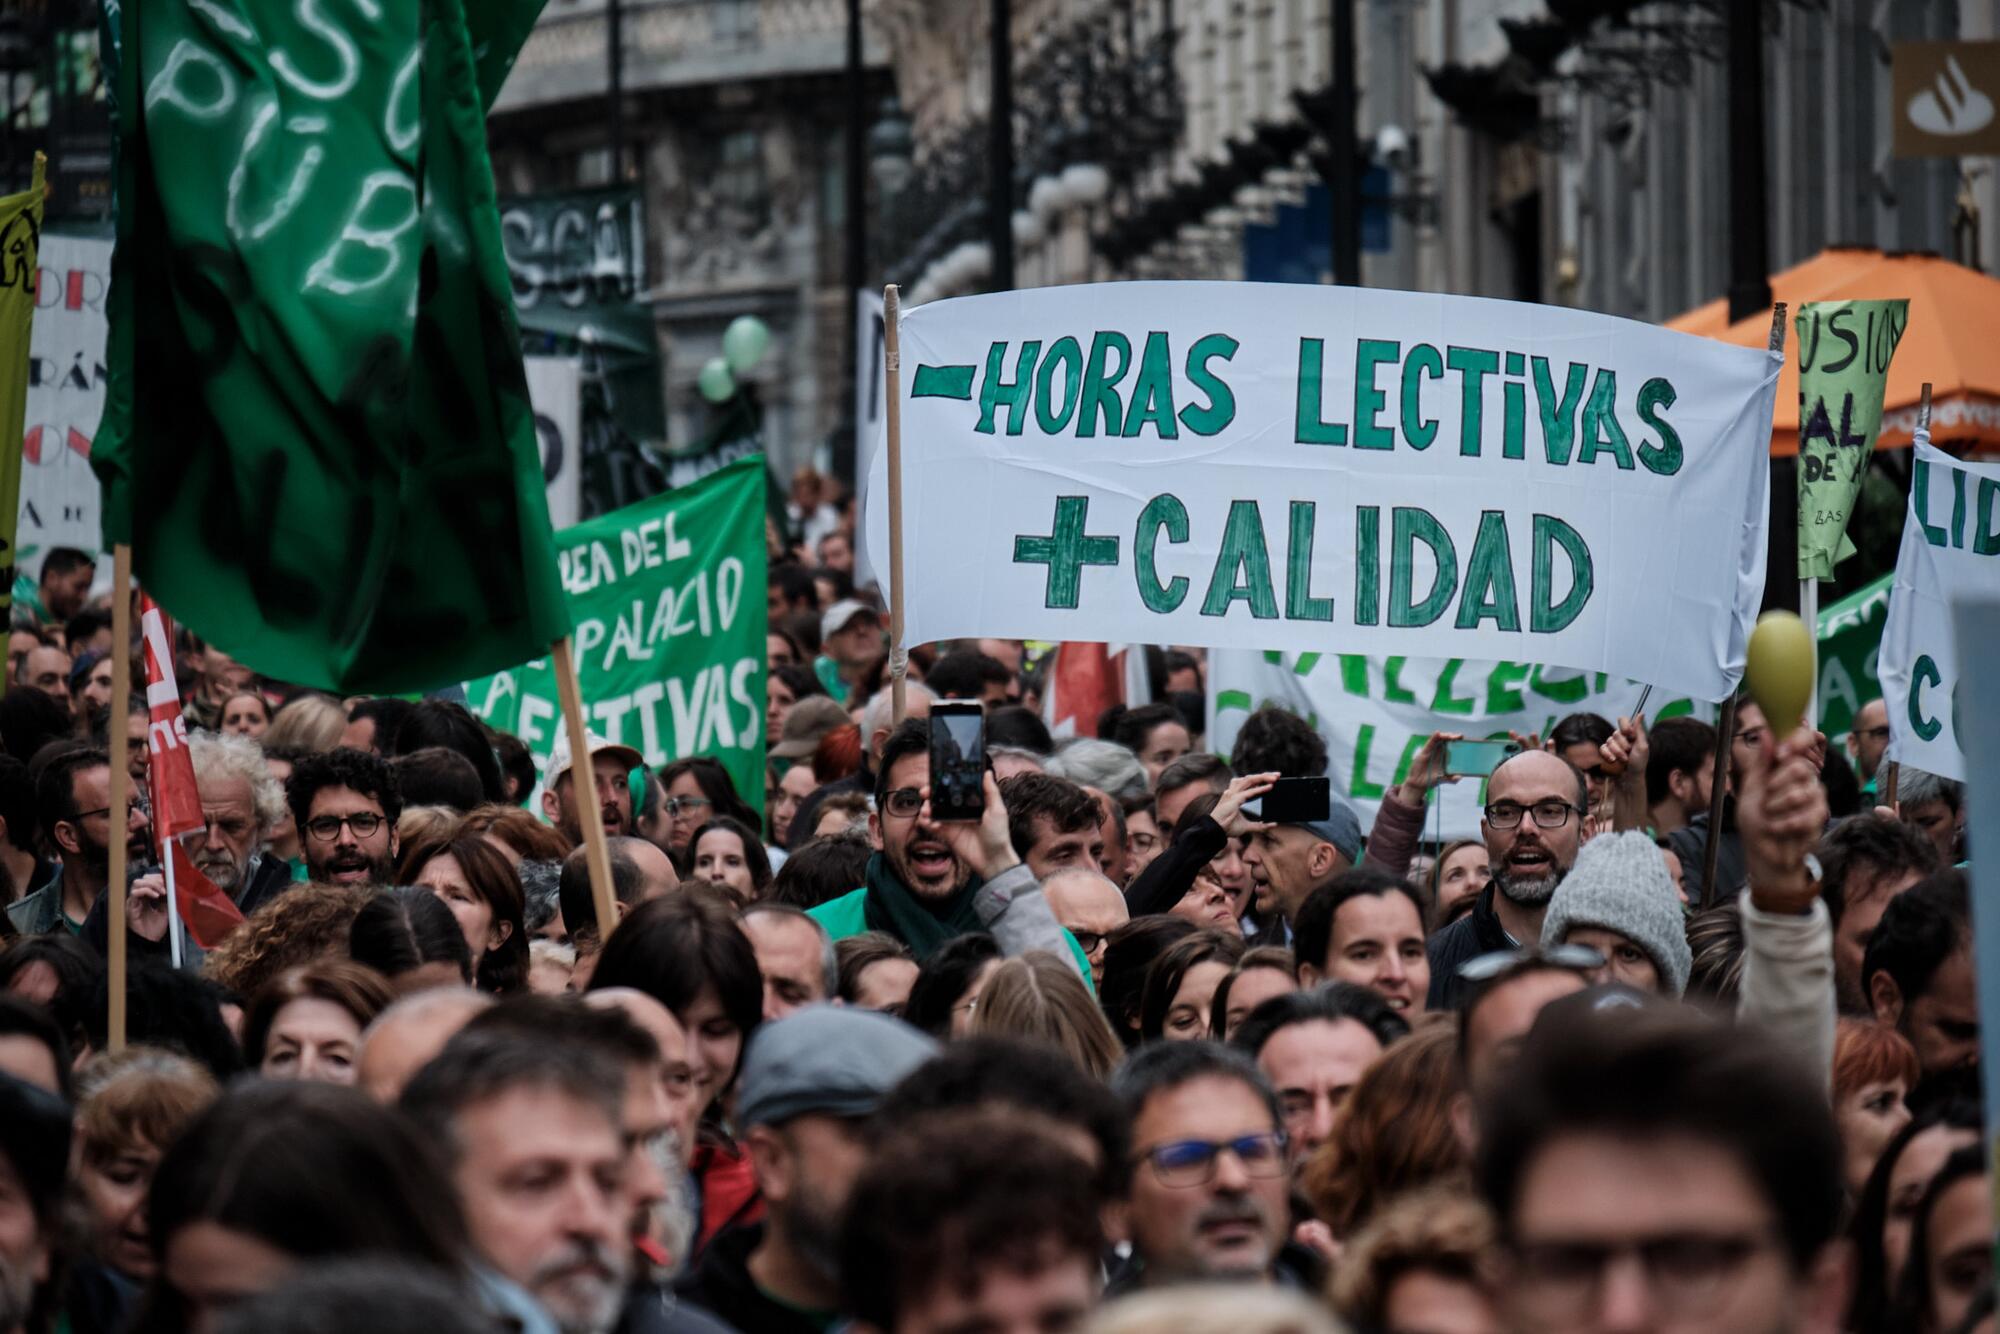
866, 282, 1781, 700
1880, 442, 2000, 783
1207, 650, 1712, 840
523, 356, 584, 530
853, 289, 886, 589
22, 233, 113, 578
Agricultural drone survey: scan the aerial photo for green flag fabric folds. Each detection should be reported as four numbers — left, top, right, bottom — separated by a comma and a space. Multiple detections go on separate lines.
1796, 300, 1907, 583
92, 0, 570, 695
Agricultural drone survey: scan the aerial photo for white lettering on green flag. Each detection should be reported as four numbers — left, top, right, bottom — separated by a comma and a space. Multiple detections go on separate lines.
1207, 650, 1712, 840
469, 456, 769, 812
867, 281, 1782, 701
1879, 442, 2000, 782
1796, 300, 1907, 582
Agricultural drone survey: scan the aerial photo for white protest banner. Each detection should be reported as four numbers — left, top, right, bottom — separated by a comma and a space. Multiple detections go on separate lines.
21, 232, 112, 576
853, 288, 886, 589
1207, 650, 1711, 840
524, 356, 584, 530
864, 282, 1780, 700
1879, 442, 2000, 782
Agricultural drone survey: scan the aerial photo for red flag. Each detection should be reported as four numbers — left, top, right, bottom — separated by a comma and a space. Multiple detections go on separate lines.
140, 593, 245, 947
167, 839, 245, 949
139, 594, 203, 840
1041, 643, 1150, 740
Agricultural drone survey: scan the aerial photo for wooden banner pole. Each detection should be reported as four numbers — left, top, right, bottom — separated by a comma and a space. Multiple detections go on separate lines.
553, 638, 619, 944
885, 284, 908, 726
1701, 696, 1737, 912
108, 544, 132, 1052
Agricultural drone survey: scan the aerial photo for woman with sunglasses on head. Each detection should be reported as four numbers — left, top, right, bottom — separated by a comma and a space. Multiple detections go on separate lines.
657, 758, 760, 864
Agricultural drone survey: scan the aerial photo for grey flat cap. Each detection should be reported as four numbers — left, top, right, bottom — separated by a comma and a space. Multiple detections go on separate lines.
736, 1004, 938, 1129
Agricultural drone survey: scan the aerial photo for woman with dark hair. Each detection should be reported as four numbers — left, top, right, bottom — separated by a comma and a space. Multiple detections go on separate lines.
1, 933, 102, 1055
687, 817, 772, 906
1099, 916, 1198, 1049
1426, 839, 1489, 928
764, 664, 826, 748
834, 931, 918, 1015
397, 830, 528, 994
0, 686, 72, 764
133, 1081, 471, 1334
658, 758, 759, 859
241, 961, 396, 1084
346, 887, 474, 991
387, 701, 505, 805
1849, 1096, 1982, 1334
766, 832, 872, 911
901, 933, 1002, 1039
1138, 929, 1246, 1042
1891, 1144, 1991, 1334
1108, 702, 1193, 785
1208, 945, 1299, 1042
218, 690, 272, 740
587, 893, 764, 1254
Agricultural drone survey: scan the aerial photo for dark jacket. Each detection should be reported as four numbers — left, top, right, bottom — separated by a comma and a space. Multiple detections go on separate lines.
1124, 815, 1227, 918
675, 1223, 833, 1334
1666, 806, 1745, 910
1104, 1238, 1327, 1298
1424, 884, 1518, 1011
618, 1283, 741, 1334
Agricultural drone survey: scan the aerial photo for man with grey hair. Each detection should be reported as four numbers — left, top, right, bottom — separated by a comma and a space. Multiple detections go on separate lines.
401, 1025, 637, 1334
185, 730, 294, 913
740, 902, 838, 1021
1896, 766, 1964, 864
1046, 738, 1148, 803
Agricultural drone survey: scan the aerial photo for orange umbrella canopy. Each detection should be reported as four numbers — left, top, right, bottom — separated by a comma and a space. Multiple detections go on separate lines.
1668, 248, 2000, 455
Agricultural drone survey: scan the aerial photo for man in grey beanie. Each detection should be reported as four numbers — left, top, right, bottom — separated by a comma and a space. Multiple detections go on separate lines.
675, 1006, 936, 1334
1540, 830, 1692, 996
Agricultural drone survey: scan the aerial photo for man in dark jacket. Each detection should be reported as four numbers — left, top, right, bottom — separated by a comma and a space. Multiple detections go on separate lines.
676, 1006, 936, 1334
1427, 749, 1592, 1010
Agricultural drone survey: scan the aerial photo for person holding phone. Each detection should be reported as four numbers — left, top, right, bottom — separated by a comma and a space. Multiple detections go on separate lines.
806, 720, 1088, 980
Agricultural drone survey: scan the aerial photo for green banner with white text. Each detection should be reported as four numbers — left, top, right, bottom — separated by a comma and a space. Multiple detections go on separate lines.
468, 456, 769, 812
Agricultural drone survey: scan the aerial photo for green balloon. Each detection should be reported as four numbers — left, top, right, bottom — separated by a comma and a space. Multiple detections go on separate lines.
697, 356, 736, 403
722, 315, 771, 374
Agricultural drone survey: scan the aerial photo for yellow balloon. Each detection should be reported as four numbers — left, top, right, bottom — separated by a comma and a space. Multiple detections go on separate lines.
1744, 611, 1815, 736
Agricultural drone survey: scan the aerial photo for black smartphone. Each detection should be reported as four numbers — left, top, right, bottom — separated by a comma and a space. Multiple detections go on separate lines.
928, 702, 987, 821
1250, 776, 1331, 824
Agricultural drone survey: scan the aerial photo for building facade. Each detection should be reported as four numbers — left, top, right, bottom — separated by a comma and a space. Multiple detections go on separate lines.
490, 0, 893, 481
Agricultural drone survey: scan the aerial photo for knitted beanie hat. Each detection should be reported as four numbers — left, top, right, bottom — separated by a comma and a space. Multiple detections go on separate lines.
1539, 830, 1692, 996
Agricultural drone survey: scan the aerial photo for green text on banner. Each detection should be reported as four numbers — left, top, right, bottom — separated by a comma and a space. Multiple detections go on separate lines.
469, 456, 769, 813
1207, 652, 1711, 841
865, 282, 1781, 701
1879, 442, 2000, 783
1796, 300, 1906, 581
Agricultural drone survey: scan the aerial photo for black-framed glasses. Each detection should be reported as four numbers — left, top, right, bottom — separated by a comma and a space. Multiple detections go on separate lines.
881, 787, 923, 819
666, 795, 712, 818
1458, 943, 1605, 985
1134, 1132, 1288, 1188
1483, 799, 1584, 829
1069, 929, 1107, 955
305, 812, 385, 842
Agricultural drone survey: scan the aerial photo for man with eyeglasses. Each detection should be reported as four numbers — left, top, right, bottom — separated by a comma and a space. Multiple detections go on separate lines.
1846, 697, 1890, 795
1041, 867, 1129, 988
7, 745, 151, 936
286, 747, 403, 887
1107, 1041, 1309, 1293
678, 1006, 936, 1334
1477, 1002, 1848, 1334
1427, 749, 1593, 1011
807, 718, 1080, 973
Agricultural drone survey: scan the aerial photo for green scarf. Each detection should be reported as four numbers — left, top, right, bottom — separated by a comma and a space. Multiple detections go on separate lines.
862, 852, 986, 960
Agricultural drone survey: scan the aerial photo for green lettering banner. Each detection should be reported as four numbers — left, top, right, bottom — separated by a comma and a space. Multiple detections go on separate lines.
468, 456, 769, 813
1796, 300, 1907, 582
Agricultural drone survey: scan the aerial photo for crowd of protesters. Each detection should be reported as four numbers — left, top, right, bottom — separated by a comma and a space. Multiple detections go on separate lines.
0, 523, 1982, 1334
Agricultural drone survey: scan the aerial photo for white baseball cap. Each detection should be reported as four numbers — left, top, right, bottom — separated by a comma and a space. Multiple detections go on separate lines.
545, 726, 644, 787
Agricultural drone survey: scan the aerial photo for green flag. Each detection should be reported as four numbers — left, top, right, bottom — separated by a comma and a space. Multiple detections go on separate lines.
0, 154, 43, 620
468, 456, 770, 814
1815, 572, 1892, 739
1796, 300, 1907, 583
91, 0, 570, 695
